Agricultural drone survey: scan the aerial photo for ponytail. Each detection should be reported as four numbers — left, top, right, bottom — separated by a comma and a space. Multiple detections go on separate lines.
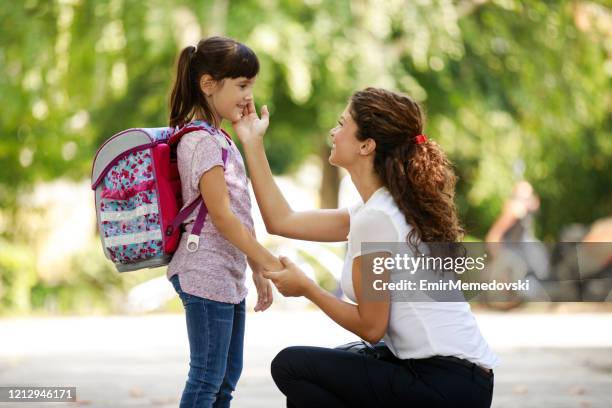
396, 140, 463, 246
350, 88, 464, 254
169, 46, 198, 128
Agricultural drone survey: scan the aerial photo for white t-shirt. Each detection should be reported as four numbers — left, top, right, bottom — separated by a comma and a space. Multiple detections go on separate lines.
341, 187, 500, 369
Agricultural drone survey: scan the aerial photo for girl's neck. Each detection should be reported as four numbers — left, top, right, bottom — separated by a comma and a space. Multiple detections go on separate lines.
194, 109, 222, 128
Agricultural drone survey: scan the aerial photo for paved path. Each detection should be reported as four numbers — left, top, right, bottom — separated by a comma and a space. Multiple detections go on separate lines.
1, 311, 611, 407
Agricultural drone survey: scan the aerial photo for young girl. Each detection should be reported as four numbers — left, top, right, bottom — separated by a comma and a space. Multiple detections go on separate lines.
166, 36, 282, 408
236, 88, 499, 407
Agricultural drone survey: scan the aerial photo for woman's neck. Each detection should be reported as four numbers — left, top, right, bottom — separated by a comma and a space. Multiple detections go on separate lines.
348, 164, 384, 203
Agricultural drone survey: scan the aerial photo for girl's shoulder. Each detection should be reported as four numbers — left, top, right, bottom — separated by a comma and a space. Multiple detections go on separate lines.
178, 129, 228, 154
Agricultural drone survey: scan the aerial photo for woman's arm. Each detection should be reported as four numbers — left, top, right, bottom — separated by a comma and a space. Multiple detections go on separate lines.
265, 253, 391, 343
234, 102, 350, 242
243, 141, 350, 242
199, 166, 283, 272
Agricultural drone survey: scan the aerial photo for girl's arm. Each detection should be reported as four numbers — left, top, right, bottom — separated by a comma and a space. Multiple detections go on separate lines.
199, 166, 283, 272
246, 230, 274, 312
264, 253, 391, 343
234, 102, 349, 242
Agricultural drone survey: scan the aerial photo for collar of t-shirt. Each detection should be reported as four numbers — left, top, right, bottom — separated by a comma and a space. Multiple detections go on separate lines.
350, 186, 387, 217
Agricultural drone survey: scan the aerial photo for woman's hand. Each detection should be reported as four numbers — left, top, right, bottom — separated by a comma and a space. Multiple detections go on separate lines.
262, 256, 314, 297
232, 100, 269, 146
252, 271, 274, 312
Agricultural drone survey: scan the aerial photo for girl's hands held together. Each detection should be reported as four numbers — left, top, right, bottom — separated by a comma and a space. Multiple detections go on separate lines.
252, 270, 274, 312
248, 254, 276, 312
263, 256, 315, 298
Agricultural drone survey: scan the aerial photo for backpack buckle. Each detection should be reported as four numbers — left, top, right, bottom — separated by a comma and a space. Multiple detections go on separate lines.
186, 234, 200, 252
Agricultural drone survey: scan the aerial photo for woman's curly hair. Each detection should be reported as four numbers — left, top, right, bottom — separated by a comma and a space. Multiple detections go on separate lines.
350, 87, 464, 254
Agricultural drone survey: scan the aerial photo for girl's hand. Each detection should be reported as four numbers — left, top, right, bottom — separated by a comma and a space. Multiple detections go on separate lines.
262, 256, 314, 298
252, 271, 274, 312
232, 100, 269, 146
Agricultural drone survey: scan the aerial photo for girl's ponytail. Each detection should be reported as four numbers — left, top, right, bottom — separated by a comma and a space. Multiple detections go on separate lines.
169, 46, 198, 128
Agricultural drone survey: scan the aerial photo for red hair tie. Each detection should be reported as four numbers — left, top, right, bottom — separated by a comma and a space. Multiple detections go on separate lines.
414, 134, 427, 144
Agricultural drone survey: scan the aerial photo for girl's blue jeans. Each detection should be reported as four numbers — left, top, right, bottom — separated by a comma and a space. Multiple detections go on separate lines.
170, 274, 245, 408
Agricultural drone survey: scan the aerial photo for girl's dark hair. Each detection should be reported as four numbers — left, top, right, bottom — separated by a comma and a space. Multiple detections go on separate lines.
169, 36, 259, 128
349, 87, 465, 255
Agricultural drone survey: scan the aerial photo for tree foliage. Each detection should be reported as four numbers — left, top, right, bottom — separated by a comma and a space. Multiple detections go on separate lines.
1, 0, 611, 315
1, 0, 610, 241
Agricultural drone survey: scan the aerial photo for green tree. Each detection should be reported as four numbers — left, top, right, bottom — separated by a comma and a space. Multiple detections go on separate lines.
0, 1, 611, 315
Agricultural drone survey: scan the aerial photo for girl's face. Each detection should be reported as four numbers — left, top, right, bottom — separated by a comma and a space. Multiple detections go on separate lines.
328, 105, 364, 168
207, 76, 256, 124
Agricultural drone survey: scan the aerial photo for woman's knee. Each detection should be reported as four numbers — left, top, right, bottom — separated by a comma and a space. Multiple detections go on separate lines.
271, 346, 310, 382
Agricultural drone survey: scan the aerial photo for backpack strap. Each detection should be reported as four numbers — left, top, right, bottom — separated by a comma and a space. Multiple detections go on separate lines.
219, 128, 234, 146
167, 122, 213, 146
167, 147, 229, 252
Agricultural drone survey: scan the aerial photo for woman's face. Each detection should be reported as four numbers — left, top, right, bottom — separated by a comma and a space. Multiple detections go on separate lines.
328, 105, 363, 168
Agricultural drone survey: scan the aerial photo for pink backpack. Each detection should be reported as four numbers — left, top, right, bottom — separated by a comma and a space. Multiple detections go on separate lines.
90, 121, 230, 272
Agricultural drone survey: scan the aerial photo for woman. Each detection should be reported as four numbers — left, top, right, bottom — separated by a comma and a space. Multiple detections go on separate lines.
234, 87, 499, 407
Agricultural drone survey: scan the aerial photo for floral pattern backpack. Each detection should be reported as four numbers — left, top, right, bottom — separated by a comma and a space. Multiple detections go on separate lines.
90, 121, 229, 272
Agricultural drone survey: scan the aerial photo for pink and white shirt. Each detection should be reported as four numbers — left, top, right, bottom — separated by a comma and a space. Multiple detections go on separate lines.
167, 126, 254, 304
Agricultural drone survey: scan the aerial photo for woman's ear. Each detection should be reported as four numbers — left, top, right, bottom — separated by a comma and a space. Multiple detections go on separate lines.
200, 74, 216, 97
360, 138, 376, 156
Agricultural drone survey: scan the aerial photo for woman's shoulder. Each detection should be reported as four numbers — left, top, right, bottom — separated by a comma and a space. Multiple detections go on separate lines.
352, 206, 392, 224
350, 206, 399, 244
354, 188, 411, 237
359, 188, 397, 217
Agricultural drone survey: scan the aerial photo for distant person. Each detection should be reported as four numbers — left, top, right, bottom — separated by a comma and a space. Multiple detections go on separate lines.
235, 87, 498, 407
580, 216, 612, 284
166, 36, 280, 408
485, 180, 551, 303
486, 180, 540, 244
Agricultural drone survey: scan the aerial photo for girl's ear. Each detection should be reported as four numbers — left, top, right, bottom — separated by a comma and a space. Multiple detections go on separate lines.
200, 74, 216, 97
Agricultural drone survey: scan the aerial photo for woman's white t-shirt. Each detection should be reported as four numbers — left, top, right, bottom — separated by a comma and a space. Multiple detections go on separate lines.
340, 187, 500, 369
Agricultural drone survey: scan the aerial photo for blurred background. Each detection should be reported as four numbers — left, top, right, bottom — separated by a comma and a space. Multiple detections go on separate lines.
1, 0, 611, 407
